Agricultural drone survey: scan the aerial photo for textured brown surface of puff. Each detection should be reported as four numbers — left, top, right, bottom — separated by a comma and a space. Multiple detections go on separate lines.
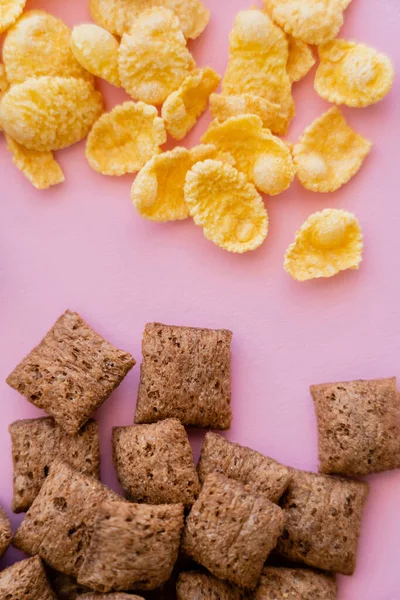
198, 432, 291, 503
80, 595, 144, 599
0, 505, 12, 559
13, 460, 123, 577
254, 567, 337, 599
311, 377, 400, 476
276, 469, 369, 575
77, 500, 184, 592
9, 417, 100, 513
6, 310, 135, 435
182, 472, 285, 589
0, 556, 57, 599
135, 323, 232, 429
176, 570, 250, 600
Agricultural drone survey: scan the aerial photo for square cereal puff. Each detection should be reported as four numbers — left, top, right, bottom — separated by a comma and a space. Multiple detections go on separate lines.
0, 556, 57, 600
255, 567, 337, 599
6, 310, 135, 435
13, 460, 123, 577
198, 432, 291, 503
311, 377, 400, 476
113, 419, 200, 507
276, 470, 369, 575
0, 505, 12, 558
77, 501, 184, 592
9, 417, 100, 513
181, 472, 285, 589
135, 323, 232, 429
177, 570, 250, 600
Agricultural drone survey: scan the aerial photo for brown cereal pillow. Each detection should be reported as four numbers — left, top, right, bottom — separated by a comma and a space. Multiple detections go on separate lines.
134, 323, 232, 429
7, 310, 135, 435
0, 556, 57, 600
113, 419, 200, 506
276, 469, 369, 575
176, 570, 249, 600
9, 417, 100, 513
254, 567, 337, 599
181, 472, 285, 589
77, 501, 184, 592
0, 505, 12, 559
311, 377, 400, 476
198, 432, 291, 502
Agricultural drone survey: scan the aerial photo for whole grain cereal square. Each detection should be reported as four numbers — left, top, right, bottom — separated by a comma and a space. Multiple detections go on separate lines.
0, 556, 57, 600
77, 501, 184, 592
13, 460, 123, 577
134, 323, 232, 429
276, 470, 369, 575
6, 310, 135, 435
176, 570, 250, 600
9, 417, 100, 513
311, 377, 400, 476
198, 432, 291, 503
254, 567, 337, 599
181, 472, 285, 589
0, 505, 12, 558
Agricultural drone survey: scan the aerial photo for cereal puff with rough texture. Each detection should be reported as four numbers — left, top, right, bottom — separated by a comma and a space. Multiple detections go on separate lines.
284, 209, 363, 281
86, 102, 166, 176
0, 0, 26, 34
6, 135, 65, 190
118, 7, 195, 106
287, 37, 316, 82
210, 94, 284, 135
315, 39, 394, 107
71, 24, 121, 87
293, 107, 372, 193
184, 159, 268, 253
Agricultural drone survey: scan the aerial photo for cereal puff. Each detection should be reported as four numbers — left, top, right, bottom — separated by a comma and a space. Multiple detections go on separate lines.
5, 135, 65, 190
71, 24, 121, 87
0, 0, 26, 34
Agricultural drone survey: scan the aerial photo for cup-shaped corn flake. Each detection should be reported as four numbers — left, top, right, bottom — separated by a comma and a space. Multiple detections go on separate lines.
0, 77, 103, 152
315, 39, 394, 107
287, 37, 315, 82
184, 159, 268, 253
118, 7, 195, 106
222, 10, 294, 136
202, 115, 295, 196
86, 101, 166, 176
71, 24, 121, 87
3, 11, 93, 85
210, 94, 288, 136
6, 135, 65, 190
284, 209, 363, 281
0, 0, 26, 34
162, 68, 221, 140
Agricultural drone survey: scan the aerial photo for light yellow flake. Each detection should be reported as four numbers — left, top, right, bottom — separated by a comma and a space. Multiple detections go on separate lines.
0, 0, 26, 34
342, 0, 352, 9
287, 37, 315, 82
284, 209, 363, 281
70, 24, 120, 87
315, 39, 394, 107
0, 64, 9, 131
6, 135, 65, 189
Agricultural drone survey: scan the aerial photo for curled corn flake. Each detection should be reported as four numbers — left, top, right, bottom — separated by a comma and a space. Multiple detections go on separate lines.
202, 115, 295, 196
293, 107, 372, 193
184, 159, 268, 253
118, 7, 195, 106
284, 209, 363, 281
3, 11, 93, 85
6, 134, 65, 190
0, 77, 103, 152
71, 24, 120, 87
287, 37, 315, 82
86, 101, 166, 176
161, 67, 220, 140
315, 39, 394, 107
0, 0, 26, 34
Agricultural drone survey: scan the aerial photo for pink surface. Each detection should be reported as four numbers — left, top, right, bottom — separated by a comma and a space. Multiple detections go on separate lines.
0, 0, 399, 596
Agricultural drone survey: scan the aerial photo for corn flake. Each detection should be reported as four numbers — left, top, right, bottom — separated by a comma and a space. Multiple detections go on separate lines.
0, 0, 26, 34
315, 39, 395, 107
86, 101, 166, 176
6, 134, 65, 190
71, 24, 120, 87
287, 37, 315, 82
284, 209, 363, 281
202, 115, 295, 196
161, 67, 220, 140
342, 0, 352, 9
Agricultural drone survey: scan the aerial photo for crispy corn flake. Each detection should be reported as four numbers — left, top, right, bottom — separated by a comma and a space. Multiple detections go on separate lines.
287, 37, 315, 82
161, 68, 220, 140
86, 101, 166, 176
0, 77, 103, 152
293, 107, 372, 193
222, 10, 294, 136
0, 0, 26, 34
284, 209, 363, 281
202, 115, 295, 196
342, 0, 352, 9
3, 11, 93, 85
263, 0, 344, 46
315, 39, 395, 107
70, 24, 120, 87
6, 135, 65, 189
0, 63, 9, 94
118, 7, 195, 106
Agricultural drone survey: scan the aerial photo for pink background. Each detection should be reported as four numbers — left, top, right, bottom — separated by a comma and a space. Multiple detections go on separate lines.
1, 0, 399, 597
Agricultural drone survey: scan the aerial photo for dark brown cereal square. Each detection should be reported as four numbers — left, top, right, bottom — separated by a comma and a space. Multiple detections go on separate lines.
176, 570, 249, 600
0, 556, 56, 600
254, 567, 337, 599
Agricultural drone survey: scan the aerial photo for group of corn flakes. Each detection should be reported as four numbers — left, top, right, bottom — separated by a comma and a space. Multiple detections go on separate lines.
0, 0, 395, 280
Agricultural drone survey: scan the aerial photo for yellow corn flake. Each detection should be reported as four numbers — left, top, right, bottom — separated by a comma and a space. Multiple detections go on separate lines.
202, 115, 295, 196
222, 10, 294, 136
161, 68, 220, 140
0, 63, 9, 94
0, 0, 26, 34
315, 39, 394, 107
284, 209, 363, 281
3, 11, 93, 85
287, 37, 315, 82
6, 134, 65, 190
70, 24, 120, 87
86, 101, 166, 176
342, 0, 352, 9
118, 7, 195, 106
